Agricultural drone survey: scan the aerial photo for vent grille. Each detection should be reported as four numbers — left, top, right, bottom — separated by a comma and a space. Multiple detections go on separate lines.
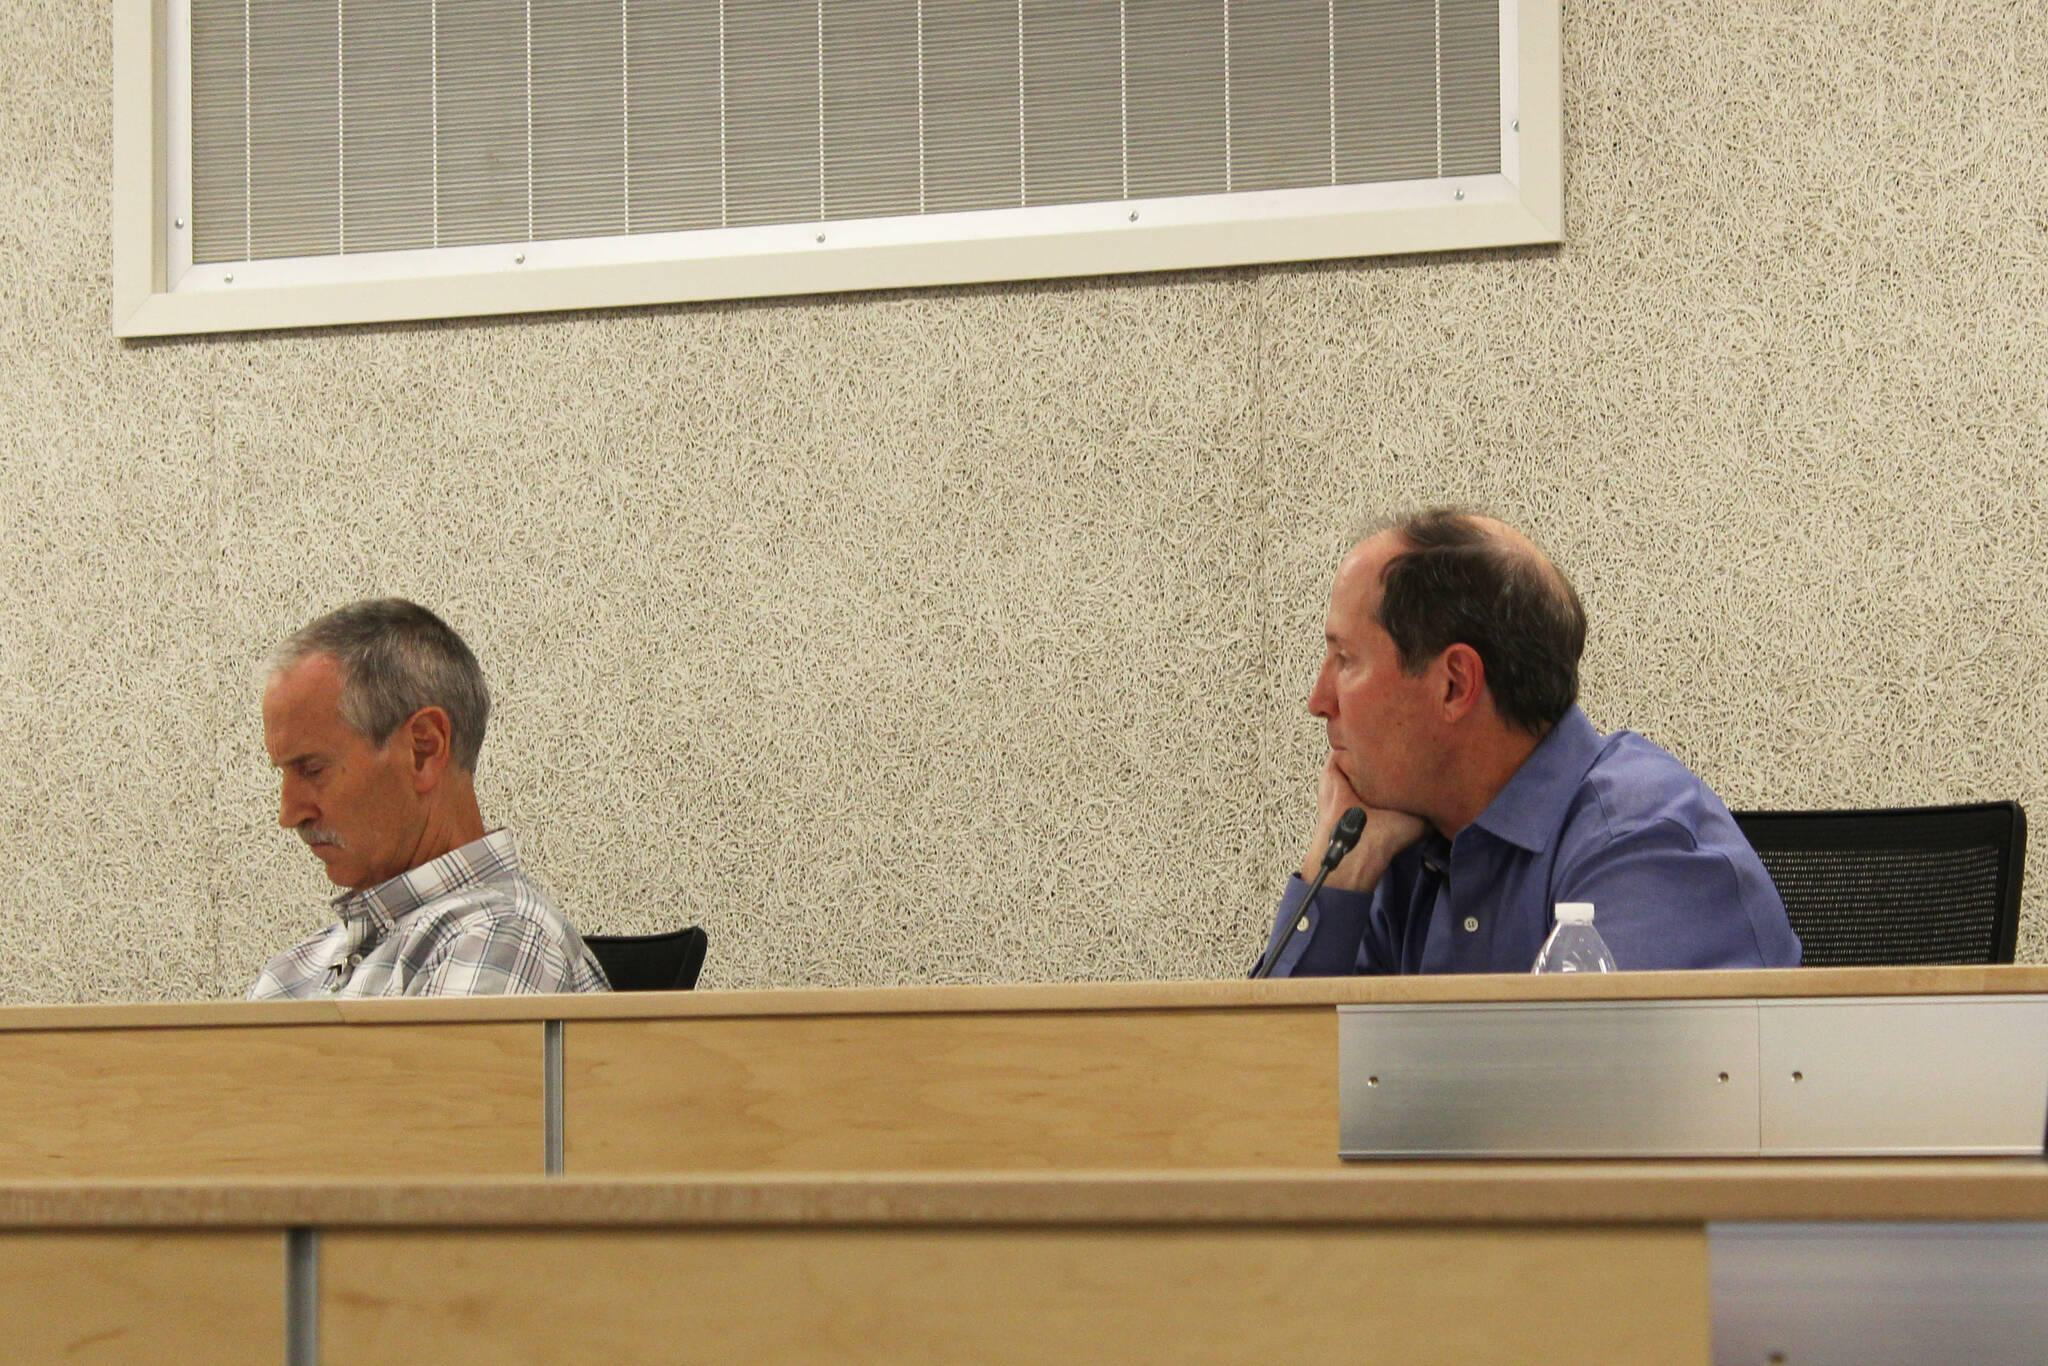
190, 0, 1503, 265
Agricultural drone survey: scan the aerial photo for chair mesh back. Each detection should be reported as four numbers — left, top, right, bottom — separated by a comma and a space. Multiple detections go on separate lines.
584, 926, 708, 992
1734, 805, 2025, 968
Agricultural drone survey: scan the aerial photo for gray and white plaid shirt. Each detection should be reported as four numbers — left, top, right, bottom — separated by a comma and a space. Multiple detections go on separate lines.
248, 830, 610, 999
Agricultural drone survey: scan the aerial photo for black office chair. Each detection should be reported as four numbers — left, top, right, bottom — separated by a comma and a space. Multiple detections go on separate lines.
1732, 803, 2026, 967
583, 926, 708, 992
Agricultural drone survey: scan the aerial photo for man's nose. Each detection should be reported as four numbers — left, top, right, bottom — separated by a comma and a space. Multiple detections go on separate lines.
277, 778, 312, 830
1308, 664, 1336, 719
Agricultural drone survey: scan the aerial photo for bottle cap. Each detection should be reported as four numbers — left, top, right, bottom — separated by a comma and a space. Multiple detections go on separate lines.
1554, 901, 1596, 924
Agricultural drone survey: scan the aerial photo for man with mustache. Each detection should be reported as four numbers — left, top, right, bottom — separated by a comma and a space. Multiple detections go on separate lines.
1257, 508, 1799, 976
248, 599, 609, 998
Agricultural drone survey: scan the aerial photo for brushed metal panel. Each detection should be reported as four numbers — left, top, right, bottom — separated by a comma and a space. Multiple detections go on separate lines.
1712, 1223, 2048, 1366
1340, 1002, 1760, 1158
1758, 997, 2048, 1155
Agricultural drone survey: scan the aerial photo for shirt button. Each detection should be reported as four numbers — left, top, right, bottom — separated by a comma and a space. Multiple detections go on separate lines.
1295, 915, 1311, 933
1462, 916, 1480, 933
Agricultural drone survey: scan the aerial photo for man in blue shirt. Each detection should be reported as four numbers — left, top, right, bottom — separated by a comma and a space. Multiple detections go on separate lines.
1258, 509, 1799, 976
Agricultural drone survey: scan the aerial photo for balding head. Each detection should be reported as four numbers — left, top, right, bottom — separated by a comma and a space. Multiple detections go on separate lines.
1362, 508, 1586, 734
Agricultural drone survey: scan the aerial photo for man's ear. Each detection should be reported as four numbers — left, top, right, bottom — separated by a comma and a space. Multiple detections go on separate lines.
1437, 643, 1488, 722
405, 707, 454, 792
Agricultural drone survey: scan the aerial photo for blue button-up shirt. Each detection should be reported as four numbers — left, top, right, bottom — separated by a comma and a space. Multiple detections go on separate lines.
1261, 707, 1801, 974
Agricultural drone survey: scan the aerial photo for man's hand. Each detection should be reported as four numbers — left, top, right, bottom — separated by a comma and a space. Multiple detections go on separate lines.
1299, 757, 1429, 893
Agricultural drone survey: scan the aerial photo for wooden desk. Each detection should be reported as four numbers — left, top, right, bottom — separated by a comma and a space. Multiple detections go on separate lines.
0, 1002, 543, 1177
5, 975, 2043, 1362
1, 968, 2042, 1178
4, 1162, 2043, 1366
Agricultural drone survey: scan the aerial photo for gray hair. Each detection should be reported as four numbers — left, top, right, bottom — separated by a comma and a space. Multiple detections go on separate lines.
271, 599, 491, 771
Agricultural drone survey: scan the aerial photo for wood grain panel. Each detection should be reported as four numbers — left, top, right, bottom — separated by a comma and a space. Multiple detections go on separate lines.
0, 1231, 281, 1365
4, 1163, 2047, 1229
2, 967, 2040, 1034
565, 1007, 1338, 1171
330, 965, 2048, 1021
0, 1023, 544, 1177
325, 1225, 1707, 1366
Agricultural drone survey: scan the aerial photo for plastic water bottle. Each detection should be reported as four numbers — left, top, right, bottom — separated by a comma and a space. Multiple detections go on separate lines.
1532, 901, 1618, 974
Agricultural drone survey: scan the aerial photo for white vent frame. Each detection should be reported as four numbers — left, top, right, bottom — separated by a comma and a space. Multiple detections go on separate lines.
112, 0, 1559, 338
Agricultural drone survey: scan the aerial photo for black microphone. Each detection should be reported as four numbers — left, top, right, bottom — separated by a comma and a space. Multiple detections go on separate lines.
1253, 806, 1367, 979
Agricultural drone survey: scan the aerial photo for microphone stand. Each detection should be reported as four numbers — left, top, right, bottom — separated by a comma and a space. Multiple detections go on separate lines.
1253, 806, 1366, 979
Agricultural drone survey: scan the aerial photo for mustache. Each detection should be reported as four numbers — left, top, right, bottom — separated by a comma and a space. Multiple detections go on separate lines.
295, 825, 345, 849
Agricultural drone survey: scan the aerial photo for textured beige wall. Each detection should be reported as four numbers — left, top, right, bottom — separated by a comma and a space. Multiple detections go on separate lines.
1, 0, 2043, 1004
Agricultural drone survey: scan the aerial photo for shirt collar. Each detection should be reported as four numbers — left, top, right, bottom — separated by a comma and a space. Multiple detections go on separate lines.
331, 829, 522, 931
1464, 706, 1605, 854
